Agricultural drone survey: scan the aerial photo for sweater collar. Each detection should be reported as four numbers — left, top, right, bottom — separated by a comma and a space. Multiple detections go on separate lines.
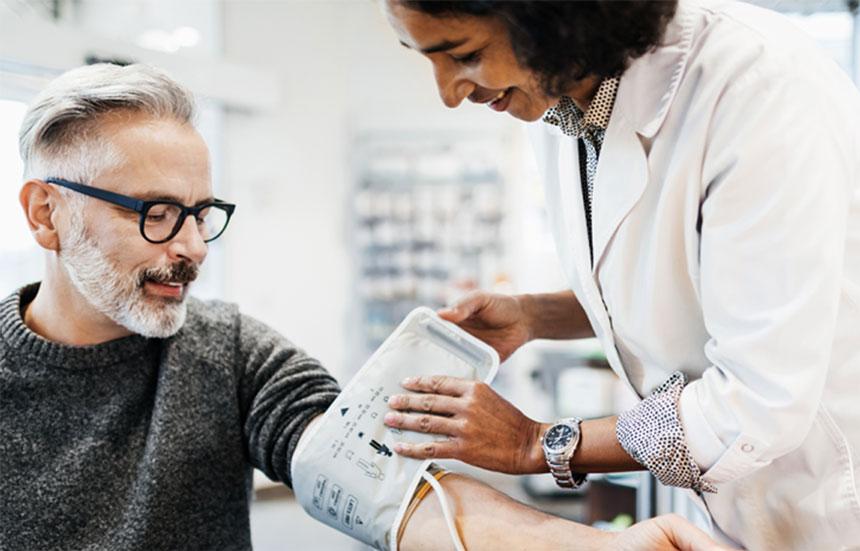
0, 283, 156, 369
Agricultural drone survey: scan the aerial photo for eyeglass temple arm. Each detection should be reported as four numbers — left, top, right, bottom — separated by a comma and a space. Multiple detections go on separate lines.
45, 178, 145, 212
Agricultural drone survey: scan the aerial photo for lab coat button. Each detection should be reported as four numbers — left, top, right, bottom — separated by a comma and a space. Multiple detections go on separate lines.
741, 443, 754, 453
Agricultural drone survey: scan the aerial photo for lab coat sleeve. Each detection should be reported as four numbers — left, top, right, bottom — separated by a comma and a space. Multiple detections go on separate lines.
678, 67, 854, 485
618, 372, 717, 493
236, 314, 340, 488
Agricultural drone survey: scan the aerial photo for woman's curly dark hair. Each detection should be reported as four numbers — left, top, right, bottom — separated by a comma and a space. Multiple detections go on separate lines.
399, 1, 678, 96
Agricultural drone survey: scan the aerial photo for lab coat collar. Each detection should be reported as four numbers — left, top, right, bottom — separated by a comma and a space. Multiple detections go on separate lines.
589, 0, 702, 270
618, 0, 699, 139
539, 0, 699, 139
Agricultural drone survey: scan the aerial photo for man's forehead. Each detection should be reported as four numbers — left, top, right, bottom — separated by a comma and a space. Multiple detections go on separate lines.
93, 112, 212, 201
100, 170, 214, 202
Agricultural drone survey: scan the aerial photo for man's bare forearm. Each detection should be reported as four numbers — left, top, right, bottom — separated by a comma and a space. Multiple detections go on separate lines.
399, 472, 725, 551
400, 473, 612, 551
518, 290, 594, 341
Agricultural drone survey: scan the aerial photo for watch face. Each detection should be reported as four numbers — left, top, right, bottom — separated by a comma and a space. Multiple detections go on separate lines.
544, 424, 573, 452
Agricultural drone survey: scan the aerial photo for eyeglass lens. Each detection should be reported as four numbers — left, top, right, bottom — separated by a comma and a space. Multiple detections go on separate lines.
143, 203, 228, 242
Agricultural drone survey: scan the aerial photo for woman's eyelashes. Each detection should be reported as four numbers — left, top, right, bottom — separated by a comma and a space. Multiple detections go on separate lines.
451, 50, 482, 65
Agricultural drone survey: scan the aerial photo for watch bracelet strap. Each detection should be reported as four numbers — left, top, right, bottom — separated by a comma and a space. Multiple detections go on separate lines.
549, 463, 588, 488
545, 417, 587, 489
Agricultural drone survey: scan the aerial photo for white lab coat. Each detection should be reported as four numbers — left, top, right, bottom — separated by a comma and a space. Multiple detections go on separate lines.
528, 0, 860, 549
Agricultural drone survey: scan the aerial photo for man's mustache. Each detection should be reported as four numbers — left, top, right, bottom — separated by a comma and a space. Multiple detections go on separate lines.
138, 262, 199, 287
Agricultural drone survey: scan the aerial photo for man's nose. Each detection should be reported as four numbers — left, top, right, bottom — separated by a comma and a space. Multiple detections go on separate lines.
167, 215, 208, 265
433, 61, 473, 109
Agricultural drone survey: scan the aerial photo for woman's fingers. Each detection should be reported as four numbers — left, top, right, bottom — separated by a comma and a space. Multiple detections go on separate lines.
437, 291, 489, 322
400, 375, 473, 397
387, 392, 461, 415
391, 439, 458, 460
384, 411, 461, 436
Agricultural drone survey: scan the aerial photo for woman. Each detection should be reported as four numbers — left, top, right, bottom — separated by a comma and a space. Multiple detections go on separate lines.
381, 1, 860, 549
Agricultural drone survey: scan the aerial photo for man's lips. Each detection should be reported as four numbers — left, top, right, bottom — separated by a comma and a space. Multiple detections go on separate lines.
144, 280, 185, 299
139, 262, 198, 300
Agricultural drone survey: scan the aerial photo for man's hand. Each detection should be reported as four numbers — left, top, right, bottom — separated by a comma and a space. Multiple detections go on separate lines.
607, 514, 733, 551
437, 291, 533, 362
398, 472, 729, 551
384, 375, 545, 474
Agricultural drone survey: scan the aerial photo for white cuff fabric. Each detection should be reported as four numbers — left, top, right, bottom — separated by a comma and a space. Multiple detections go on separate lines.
679, 382, 726, 471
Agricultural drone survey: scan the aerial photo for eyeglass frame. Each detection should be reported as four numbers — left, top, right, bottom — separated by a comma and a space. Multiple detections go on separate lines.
45, 177, 236, 244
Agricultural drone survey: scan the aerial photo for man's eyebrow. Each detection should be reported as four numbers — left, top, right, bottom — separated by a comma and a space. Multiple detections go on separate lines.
136, 192, 216, 206
400, 38, 469, 54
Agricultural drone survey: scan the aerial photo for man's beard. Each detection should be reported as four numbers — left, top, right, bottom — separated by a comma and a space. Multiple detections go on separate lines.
59, 219, 199, 339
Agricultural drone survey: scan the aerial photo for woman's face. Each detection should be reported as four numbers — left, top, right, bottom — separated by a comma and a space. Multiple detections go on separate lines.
383, 0, 558, 122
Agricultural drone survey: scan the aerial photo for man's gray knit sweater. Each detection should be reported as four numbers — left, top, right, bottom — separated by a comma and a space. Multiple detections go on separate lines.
0, 283, 341, 551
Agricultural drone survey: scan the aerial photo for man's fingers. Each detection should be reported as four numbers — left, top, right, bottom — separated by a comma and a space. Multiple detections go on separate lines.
387, 393, 460, 414
401, 375, 472, 397
392, 440, 457, 460
657, 514, 733, 551
384, 411, 461, 436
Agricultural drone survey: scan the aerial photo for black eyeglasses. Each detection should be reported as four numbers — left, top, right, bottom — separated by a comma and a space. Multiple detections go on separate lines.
46, 178, 236, 244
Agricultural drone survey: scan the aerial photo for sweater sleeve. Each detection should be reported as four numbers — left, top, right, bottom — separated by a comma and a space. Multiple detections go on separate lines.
236, 314, 340, 488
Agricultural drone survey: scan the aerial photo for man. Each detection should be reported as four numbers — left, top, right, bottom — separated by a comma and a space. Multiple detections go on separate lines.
1, 62, 341, 550
0, 63, 722, 551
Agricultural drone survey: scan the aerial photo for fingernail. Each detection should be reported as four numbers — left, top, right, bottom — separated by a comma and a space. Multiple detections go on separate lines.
393, 443, 405, 453
402, 377, 416, 386
384, 412, 398, 424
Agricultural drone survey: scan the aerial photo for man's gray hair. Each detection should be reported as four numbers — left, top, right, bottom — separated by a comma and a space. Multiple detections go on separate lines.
19, 63, 196, 186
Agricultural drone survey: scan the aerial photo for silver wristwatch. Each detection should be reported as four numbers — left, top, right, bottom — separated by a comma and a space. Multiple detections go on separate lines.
541, 417, 587, 489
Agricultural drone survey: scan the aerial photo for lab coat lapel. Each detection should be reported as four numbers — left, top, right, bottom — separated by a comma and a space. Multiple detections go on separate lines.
589, 0, 697, 272
555, 131, 637, 390
556, 137, 594, 286
590, 117, 648, 273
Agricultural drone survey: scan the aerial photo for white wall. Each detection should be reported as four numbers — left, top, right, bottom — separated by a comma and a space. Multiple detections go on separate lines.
220, 0, 520, 381
0, 0, 524, 382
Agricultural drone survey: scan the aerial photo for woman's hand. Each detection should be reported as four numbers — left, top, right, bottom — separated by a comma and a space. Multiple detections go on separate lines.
384, 375, 546, 474
437, 291, 533, 362
607, 514, 732, 551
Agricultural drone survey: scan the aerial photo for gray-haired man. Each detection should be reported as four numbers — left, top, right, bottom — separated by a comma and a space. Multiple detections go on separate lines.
0, 63, 340, 550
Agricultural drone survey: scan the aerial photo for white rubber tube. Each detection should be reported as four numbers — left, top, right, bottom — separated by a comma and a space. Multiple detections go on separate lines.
421, 471, 466, 551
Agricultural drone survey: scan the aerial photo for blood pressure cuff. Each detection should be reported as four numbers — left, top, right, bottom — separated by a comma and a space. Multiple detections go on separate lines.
291, 307, 499, 550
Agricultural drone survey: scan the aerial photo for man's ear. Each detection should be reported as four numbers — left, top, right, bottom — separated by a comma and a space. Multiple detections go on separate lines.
19, 179, 62, 252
